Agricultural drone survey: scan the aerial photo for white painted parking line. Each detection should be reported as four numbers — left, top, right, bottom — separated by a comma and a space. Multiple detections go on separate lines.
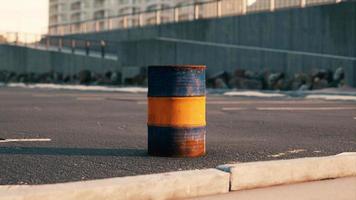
8, 83, 147, 93
224, 91, 286, 98
220, 107, 356, 111
208, 101, 336, 105
257, 107, 356, 111
76, 97, 104, 101
221, 107, 248, 111
268, 149, 306, 158
138, 100, 339, 105
0, 138, 51, 143
306, 95, 356, 101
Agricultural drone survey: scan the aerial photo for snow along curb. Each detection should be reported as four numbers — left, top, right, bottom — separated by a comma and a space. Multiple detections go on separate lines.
0, 169, 230, 200
6, 83, 148, 93
224, 91, 286, 98
217, 152, 356, 191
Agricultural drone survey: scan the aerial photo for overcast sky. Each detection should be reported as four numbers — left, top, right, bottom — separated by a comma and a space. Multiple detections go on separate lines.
0, 0, 48, 34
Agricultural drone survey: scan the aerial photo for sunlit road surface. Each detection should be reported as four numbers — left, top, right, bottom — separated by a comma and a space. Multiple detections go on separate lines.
0, 87, 355, 184
189, 176, 356, 200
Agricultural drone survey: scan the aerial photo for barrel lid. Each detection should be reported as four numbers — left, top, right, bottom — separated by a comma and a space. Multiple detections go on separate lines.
149, 65, 206, 69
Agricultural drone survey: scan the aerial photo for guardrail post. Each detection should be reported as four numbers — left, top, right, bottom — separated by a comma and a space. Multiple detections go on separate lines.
71, 39, 76, 53
300, 0, 306, 7
270, 0, 275, 11
217, 0, 222, 17
58, 38, 62, 52
123, 16, 128, 28
35, 36, 39, 48
83, 23, 87, 33
108, 18, 113, 30
139, 13, 143, 27
194, 3, 200, 20
156, 10, 161, 25
101, 40, 106, 58
242, 0, 247, 14
24, 35, 27, 47
95, 21, 99, 32
59, 27, 63, 36
174, 7, 179, 22
46, 38, 49, 50
15, 33, 18, 44
85, 41, 90, 56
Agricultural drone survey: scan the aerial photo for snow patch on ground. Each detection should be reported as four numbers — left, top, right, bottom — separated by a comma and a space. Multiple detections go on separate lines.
7, 83, 148, 93
305, 95, 356, 101
224, 91, 286, 98
4, 83, 356, 101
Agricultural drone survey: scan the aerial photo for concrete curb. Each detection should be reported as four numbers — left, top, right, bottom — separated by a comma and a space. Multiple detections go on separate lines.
217, 153, 356, 191
0, 169, 230, 200
1, 153, 355, 200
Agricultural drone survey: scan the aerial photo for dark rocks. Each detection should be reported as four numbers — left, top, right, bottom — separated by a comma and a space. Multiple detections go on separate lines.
214, 78, 228, 89
78, 70, 92, 84
332, 67, 345, 87
291, 73, 310, 90
206, 68, 346, 91
0, 67, 347, 90
123, 67, 147, 86
0, 71, 7, 82
267, 72, 285, 90
110, 72, 122, 85
229, 77, 263, 90
207, 71, 231, 89
312, 77, 329, 90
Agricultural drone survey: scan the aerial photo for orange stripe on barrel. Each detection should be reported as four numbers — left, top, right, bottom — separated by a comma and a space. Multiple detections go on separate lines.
148, 97, 206, 127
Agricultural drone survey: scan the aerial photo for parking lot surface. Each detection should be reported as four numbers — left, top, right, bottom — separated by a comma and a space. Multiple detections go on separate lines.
0, 87, 355, 184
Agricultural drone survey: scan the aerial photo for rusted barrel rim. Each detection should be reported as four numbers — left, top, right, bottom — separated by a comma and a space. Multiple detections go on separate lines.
149, 65, 207, 69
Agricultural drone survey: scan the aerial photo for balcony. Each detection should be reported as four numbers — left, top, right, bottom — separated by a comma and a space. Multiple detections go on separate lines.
94, 0, 107, 8
71, 13, 82, 22
49, 0, 345, 36
71, 2, 82, 11
94, 10, 107, 20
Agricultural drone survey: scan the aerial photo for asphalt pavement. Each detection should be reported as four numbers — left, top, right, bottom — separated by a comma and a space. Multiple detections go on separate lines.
0, 87, 355, 185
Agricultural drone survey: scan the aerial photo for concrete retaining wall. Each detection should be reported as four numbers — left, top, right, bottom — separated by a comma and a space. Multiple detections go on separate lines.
117, 39, 356, 86
67, 2, 356, 58
1, 2, 355, 86
0, 45, 119, 75
65, 1, 356, 86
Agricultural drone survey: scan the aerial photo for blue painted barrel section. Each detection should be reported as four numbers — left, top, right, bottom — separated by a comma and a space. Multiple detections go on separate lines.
148, 126, 206, 157
148, 66, 206, 97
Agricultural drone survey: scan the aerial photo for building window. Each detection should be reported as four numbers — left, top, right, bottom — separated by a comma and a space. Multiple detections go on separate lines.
94, 0, 106, 7
118, 0, 129, 5
71, 2, 81, 11
71, 13, 81, 22
94, 10, 106, 19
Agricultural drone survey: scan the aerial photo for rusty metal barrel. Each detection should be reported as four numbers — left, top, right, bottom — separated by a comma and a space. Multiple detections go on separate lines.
147, 65, 206, 157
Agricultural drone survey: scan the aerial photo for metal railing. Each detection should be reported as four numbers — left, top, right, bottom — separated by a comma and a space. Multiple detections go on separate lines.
0, 32, 118, 60
48, 0, 344, 35
0, 32, 43, 47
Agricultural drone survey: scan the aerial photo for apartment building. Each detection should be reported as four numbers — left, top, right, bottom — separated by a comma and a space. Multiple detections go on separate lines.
48, 0, 204, 33
48, 0, 340, 35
